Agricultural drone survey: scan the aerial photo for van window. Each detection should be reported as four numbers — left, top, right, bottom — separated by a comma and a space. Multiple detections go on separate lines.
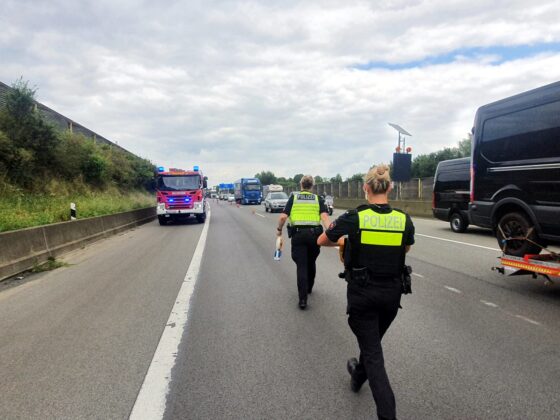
481, 100, 560, 162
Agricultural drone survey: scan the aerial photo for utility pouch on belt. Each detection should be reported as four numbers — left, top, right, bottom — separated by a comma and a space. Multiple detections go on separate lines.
401, 265, 412, 294
349, 267, 370, 287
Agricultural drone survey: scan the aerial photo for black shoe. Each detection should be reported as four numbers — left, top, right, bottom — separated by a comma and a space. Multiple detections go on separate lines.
347, 358, 366, 392
298, 299, 307, 310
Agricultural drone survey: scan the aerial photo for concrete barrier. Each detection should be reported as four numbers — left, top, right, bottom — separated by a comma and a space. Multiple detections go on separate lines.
334, 199, 432, 218
0, 207, 156, 282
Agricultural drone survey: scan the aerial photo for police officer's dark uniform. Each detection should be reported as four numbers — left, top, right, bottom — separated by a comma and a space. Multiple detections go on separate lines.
281, 191, 328, 309
324, 203, 414, 420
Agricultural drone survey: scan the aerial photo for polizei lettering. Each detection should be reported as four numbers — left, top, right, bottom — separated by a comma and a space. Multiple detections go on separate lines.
361, 214, 404, 231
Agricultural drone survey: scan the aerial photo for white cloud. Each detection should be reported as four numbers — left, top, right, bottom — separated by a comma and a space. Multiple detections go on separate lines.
1, 0, 559, 185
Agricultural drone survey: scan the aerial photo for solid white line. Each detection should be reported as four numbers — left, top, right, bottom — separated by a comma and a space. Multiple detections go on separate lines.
416, 233, 500, 251
480, 299, 499, 308
412, 272, 424, 278
515, 315, 541, 326
129, 211, 211, 420
444, 286, 462, 294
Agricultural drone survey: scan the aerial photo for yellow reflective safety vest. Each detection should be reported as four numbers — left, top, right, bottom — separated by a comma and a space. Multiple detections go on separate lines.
289, 192, 321, 226
352, 206, 408, 276
358, 208, 406, 246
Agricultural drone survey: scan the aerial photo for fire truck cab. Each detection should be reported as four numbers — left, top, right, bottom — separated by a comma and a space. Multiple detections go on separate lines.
155, 166, 208, 225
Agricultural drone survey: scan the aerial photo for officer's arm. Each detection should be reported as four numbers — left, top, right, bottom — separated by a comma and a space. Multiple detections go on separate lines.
277, 213, 288, 236
320, 212, 331, 230
317, 232, 339, 247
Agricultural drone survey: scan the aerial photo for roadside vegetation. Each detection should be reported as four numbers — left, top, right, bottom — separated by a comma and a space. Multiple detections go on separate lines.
253, 138, 471, 188
0, 79, 155, 233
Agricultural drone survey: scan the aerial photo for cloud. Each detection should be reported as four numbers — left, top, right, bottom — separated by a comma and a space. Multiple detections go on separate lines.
1, 0, 559, 185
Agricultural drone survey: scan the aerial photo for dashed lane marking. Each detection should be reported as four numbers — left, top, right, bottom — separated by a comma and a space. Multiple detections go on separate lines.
416, 233, 499, 252
129, 210, 211, 420
412, 273, 424, 278
444, 286, 462, 294
480, 300, 499, 308
515, 315, 541, 326
254, 212, 266, 218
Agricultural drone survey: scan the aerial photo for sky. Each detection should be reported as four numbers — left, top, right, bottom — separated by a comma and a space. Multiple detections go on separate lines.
1, 0, 559, 185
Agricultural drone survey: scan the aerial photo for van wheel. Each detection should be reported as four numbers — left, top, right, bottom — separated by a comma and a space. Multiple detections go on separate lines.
496, 212, 541, 256
450, 212, 468, 233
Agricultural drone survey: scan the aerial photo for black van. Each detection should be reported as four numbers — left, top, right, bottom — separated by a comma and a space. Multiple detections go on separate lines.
469, 81, 560, 256
432, 157, 471, 232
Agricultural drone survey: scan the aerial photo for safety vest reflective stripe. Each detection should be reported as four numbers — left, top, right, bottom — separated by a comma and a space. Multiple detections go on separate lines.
290, 192, 320, 226
360, 231, 403, 246
358, 209, 406, 247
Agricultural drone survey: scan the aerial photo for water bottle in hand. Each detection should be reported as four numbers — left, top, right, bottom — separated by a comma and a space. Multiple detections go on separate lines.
274, 237, 283, 261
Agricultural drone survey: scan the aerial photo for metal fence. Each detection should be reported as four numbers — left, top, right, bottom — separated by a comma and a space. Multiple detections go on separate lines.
284, 177, 434, 201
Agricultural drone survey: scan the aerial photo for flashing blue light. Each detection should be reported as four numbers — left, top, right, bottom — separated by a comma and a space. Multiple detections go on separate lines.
169, 198, 174, 202
158, 166, 165, 172
193, 165, 199, 171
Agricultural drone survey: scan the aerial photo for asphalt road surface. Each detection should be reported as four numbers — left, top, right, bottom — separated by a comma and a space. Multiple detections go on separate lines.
1, 201, 559, 419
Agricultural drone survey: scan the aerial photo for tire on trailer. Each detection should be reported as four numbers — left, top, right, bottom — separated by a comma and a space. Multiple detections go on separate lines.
449, 212, 468, 233
496, 211, 541, 257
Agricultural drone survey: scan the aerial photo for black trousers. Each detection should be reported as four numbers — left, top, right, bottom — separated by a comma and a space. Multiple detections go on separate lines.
290, 228, 322, 301
347, 278, 401, 420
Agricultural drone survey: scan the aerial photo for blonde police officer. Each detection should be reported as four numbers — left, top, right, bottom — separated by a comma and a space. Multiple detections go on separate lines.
277, 175, 330, 309
317, 164, 414, 420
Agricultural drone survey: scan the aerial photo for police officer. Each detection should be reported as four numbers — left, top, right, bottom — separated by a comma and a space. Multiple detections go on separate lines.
317, 164, 414, 420
277, 175, 331, 309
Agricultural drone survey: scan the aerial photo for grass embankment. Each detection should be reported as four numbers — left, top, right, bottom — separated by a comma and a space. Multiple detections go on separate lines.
0, 188, 154, 233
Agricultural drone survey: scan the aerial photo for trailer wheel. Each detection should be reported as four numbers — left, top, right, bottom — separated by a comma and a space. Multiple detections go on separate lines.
496, 212, 541, 256
449, 212, 468, 233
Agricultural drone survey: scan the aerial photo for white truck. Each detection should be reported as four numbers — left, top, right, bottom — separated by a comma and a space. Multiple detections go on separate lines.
262, 184, 283, 199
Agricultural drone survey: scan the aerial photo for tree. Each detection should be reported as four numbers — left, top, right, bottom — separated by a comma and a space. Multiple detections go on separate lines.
314, 175, 324, 184
346, 173, 365, 182
293, 173, 304, 185
330, 173, 342, 183
410, 138, 472, 178
254, 170, 277, 185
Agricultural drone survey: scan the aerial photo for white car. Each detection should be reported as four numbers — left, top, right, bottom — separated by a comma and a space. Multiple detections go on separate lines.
227, 194, 235, 202
264, 192, 289, 213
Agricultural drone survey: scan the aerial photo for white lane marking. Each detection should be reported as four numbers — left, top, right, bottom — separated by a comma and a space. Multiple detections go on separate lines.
254, 212, 266, 218
515, 315, 541, 326
416, 233, 499, 251
480, 299, 499, 308
129, 211, 211, 420
412, 272, 424, 278
444, 286, 462, 294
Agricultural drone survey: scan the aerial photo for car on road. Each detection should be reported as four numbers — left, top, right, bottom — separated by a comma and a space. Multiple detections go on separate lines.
432, 157, 471, 233
227, 194, 235, 202
469, 81, 560, 256
264, 192, 289, 213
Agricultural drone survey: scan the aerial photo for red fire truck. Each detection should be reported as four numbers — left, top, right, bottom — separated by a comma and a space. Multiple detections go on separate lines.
155, 166, 208, 225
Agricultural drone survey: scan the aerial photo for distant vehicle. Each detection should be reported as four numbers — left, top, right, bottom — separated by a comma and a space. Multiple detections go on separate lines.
469, 81, 560, 256
227, 194, 235, 202
155, 166, 208, 225
324, 195, 334, 216
234, 178, 262, 204
264, 192, 289, 213
211, 193, 218, 199
262, 184, 283, 200
432, 157, 471, 233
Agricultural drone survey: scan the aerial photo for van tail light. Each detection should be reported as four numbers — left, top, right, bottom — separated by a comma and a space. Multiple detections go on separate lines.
470, 163, 475, 203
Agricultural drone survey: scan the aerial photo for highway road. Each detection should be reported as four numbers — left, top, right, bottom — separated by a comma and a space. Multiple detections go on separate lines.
1, 201, 559, 419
